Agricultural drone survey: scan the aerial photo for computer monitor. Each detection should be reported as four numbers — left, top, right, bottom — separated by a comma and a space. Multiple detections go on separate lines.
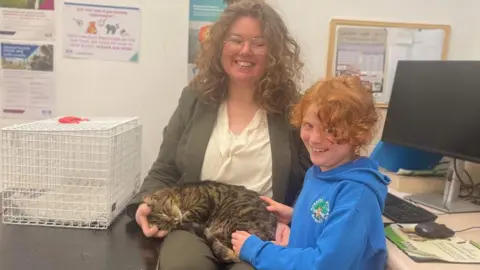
382, 60, 480, 213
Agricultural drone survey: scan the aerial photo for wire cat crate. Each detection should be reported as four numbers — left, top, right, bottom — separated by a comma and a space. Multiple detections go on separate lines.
1, 117, 142, 229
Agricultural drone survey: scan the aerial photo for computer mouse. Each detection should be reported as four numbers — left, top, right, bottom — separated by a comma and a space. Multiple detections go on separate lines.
414, 222, 455, 239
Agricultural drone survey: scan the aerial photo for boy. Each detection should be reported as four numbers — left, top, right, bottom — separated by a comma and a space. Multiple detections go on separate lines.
232, 76, 391, 270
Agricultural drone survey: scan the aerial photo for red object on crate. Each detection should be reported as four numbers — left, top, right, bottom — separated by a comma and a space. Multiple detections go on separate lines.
58, 116, 89, 124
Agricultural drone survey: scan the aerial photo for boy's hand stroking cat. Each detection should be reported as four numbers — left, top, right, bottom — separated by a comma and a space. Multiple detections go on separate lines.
260, 196, 293, 224
232, 197, 292, 252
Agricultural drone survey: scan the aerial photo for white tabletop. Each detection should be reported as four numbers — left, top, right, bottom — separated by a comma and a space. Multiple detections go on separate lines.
385, 188, 480, 270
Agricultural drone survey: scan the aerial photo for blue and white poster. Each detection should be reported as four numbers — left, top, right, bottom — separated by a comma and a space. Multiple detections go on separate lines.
0, 42, 55, 119
188, 0, 227, 81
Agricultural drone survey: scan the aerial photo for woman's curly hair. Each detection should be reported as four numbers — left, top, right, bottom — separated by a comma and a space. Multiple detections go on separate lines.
189, 0, 304, 114
290, 75, 379, 148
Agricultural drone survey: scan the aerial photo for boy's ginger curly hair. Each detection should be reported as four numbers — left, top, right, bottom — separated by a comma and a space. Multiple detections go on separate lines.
290, 75, 379, 149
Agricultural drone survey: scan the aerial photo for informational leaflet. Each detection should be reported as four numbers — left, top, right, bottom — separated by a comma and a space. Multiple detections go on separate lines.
335, 27, 387, 94
188, 0, 226, 81
0, 0, 55, 41
63, 2, 141, 62
334, 26, 445, 105
380, 28, 445, 104
0, 42, 55, 119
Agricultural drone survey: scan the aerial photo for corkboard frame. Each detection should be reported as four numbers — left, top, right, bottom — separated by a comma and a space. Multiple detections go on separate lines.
326, 19, 451, 108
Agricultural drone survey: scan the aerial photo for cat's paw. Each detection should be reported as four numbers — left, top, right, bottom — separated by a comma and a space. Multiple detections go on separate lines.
220, 249, 240, 263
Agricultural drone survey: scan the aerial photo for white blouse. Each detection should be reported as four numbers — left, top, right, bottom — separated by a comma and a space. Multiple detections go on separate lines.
200, 102, 273, 197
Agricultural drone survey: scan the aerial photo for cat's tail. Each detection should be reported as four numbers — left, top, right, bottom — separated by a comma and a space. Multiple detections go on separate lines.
178, 222, 216, 246
203, 227, 240, 263
179, 222, 239, 263
179, 222, 206, 239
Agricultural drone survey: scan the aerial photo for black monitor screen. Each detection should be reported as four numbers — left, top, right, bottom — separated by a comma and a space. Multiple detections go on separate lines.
381, 60, 480, 163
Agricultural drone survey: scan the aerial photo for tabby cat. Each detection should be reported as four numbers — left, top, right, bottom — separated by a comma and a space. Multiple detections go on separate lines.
144, 180, 278, 263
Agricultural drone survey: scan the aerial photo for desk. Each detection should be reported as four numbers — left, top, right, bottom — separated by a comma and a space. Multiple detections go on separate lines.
0, 197, 162, 270
2, 193, 478, 270
385, 188, 480, 270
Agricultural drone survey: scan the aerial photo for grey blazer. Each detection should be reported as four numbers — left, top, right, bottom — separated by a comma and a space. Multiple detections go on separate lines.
126, 87, 311, 218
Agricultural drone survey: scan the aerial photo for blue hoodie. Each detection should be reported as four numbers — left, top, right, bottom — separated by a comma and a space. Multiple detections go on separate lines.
239, 157, 391, 270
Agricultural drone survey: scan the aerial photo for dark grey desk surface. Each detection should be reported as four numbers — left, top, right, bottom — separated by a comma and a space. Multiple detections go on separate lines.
0, 198, 162, 270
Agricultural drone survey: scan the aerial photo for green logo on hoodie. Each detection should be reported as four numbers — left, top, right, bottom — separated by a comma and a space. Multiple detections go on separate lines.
311, 198, 330, 223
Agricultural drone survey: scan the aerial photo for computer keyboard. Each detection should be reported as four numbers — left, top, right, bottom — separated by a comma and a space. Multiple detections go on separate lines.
383, 193, 438, 224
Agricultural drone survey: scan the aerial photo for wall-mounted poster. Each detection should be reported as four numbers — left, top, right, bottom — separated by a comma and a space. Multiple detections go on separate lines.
334, 27, 387, 94
62, 2, 141, 63
0, 0, 55, 41
187, 0, 227, 81
0, 42, 55, 119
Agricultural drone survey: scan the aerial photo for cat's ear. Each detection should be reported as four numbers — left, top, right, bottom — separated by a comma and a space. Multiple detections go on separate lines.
143, 195, 154, 206
143, 189, 165, 206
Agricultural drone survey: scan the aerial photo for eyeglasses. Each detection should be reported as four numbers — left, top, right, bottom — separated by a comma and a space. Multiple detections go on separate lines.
223, 35, 267, 55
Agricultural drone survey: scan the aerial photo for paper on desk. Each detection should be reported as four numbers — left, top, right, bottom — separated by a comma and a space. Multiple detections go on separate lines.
385, 223, 480, 264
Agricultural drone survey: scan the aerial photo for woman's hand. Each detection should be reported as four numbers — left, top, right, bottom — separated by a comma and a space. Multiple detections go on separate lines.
135, 203, 169, 238
260, 196, 293, 224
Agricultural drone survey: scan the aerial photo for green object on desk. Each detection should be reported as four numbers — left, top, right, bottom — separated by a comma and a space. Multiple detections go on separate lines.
396, 168, 447, 177
385, 223, 480, 264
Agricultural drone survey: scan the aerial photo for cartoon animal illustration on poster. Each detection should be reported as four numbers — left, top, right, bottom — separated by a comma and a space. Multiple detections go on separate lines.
71, 18, 129, 37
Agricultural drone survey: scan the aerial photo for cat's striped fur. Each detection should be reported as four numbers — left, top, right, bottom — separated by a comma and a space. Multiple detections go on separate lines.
144, 180, 278, 263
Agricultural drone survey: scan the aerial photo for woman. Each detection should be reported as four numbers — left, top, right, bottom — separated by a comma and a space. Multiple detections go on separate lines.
126, 1, 311, 269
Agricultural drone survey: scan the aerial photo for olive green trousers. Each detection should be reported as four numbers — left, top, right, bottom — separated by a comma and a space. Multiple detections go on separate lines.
158, 230, 254, 270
